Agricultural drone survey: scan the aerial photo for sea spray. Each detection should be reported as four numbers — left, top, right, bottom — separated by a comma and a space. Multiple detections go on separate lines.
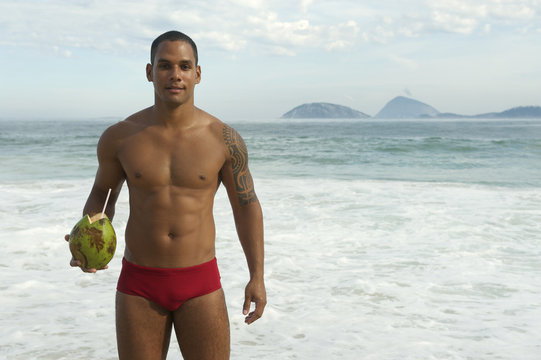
1, 118, 540, 359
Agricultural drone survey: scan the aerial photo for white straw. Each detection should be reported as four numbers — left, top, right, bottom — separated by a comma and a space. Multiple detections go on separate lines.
100, 188, 112, 219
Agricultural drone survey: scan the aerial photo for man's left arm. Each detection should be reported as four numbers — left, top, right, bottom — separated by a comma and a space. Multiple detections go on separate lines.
221, 124, 266, 324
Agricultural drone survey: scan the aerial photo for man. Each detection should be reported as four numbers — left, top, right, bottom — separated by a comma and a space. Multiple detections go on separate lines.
66, 30, 266, 360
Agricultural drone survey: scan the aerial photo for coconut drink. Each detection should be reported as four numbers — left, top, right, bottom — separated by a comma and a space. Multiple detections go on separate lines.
69, 189, 116, 269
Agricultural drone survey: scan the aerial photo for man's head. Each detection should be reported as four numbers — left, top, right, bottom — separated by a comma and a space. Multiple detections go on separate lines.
147, 31, 201, 107
150, 31, 198, 65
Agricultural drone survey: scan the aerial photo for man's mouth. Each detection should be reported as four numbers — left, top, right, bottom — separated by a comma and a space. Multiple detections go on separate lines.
166, 86, 184, 93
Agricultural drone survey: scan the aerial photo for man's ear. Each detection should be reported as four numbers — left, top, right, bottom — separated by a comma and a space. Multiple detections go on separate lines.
195, 65, 201, 84
146, 63, 153, 82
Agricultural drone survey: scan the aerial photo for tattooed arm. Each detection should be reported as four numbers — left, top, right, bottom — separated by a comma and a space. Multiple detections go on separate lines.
221, 124, 267, 324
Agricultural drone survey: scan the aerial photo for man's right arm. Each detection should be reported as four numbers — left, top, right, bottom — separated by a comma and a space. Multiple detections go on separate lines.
220, 124, 266, 324
66, 124, 126, 272
83, 125, 126, 220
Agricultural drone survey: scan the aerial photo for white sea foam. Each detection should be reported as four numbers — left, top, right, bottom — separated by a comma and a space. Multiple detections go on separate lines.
1, 176, 540, 359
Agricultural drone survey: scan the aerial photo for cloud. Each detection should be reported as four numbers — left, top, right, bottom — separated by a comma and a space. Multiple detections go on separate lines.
397, 21, 425, 38
0, 1, 160, 54
269, 46, 297, 56
1, 0, 540, 59
247, 12, 313, 46
0, 0, 362, 57
426, 0, 540, 34
362, 25, 395, 44
245, 11, 359, 52
300, 0, 313, 13
432, 10, 479, 34
195, 31, 247, 52
229, 0, 266, 9
389, 54, 419, 70
53, 46, 72, 58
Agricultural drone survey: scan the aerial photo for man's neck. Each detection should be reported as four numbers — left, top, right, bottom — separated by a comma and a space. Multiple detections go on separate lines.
151, 100, 198, 129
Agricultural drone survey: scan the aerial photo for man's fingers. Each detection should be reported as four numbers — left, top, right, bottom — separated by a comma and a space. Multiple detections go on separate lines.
69, 258, 101, 273
244, 299, 266, 324
70, 258, 80, 267
244, 281, 267, 324
243, 297, 251, 315
66, 233, 99, 273
244, 309, 262, 324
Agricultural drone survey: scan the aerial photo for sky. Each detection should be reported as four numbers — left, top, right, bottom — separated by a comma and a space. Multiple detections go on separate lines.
1, 0, 540, 120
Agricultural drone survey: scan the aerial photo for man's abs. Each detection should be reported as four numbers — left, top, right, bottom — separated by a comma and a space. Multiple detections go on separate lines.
123, 187, 218, 268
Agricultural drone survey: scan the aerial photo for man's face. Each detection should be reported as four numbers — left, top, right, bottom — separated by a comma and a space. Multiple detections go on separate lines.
146, 40, 201, 106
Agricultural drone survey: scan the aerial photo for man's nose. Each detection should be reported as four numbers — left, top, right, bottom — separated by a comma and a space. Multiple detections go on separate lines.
170, 66, 181, 80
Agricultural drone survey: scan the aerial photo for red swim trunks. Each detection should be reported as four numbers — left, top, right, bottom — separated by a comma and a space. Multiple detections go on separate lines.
116, 257, 222, 311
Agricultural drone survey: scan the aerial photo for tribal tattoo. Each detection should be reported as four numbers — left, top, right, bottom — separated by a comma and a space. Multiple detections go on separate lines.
223, 125, 257, 205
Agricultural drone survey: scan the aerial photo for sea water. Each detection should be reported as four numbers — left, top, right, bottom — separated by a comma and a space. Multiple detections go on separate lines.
1, 118, 540, 359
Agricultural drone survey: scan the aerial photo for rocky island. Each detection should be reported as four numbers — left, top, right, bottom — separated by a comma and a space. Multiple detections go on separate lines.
281, 102, 370, 119
464, 106, 541, 119
375, 96, 440, 118
282, 97, 541, 119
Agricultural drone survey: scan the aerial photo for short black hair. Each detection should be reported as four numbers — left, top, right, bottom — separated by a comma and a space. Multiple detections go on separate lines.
150, 30, 198, 65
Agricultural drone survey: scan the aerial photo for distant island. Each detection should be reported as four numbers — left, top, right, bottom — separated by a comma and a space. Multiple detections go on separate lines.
281, 102, 370, 119
282, 96, 541, 119
438, 106, 541, 119
375, 96, 439, 118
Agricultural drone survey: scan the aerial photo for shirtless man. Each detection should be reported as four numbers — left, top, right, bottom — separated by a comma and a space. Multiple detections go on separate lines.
66, 30, 266, 359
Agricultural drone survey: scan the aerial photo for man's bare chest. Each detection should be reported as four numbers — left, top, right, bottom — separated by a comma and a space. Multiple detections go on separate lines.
118, 130, 225, 189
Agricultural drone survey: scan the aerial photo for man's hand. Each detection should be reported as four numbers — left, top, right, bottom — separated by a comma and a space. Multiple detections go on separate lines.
64, 234, 106, 273
243, 279, 267, 324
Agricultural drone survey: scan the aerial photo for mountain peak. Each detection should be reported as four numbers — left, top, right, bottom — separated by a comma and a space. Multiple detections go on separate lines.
375, 96, 440, 118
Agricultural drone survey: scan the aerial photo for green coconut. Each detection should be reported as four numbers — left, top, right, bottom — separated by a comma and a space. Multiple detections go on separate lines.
69, 213, 117, 270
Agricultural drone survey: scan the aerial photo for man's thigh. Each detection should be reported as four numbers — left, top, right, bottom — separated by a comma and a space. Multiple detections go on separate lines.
173, 288, 230, 360
116, 291, 173, 360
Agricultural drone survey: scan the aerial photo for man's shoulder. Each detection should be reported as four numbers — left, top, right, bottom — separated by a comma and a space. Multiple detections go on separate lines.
196, 108, 242, 136
196, 108, 228, 138
196, 108, 222, 126
105, 108, 151, 134
98, 108, 151, 147
203, 115, 247, 156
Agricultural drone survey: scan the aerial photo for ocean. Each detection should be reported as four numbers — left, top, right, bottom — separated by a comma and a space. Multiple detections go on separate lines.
1, 117, 540, 359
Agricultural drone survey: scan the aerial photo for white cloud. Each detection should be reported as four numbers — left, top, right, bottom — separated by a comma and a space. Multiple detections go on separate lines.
229, 0, 266, 9
1, 0, 540, 119
195, 31, 247, 52
362, 26, 395, 44
0, 0, 363, 57
269, 46, 297, 56
300, 0, 313, 13
325, 20, 360, 49
389, 54, 419, 70
490, 1, 536, 20
1, 0, 540, 59
247, 12, 314, 46
245, 11, 359, 51
426, 0, 540, 34
53, 46, 72, 58
432, 10, 479, 34
397, 21, 424, 38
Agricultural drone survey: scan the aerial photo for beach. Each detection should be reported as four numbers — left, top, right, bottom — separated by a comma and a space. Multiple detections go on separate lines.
1, 118, 540, 359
